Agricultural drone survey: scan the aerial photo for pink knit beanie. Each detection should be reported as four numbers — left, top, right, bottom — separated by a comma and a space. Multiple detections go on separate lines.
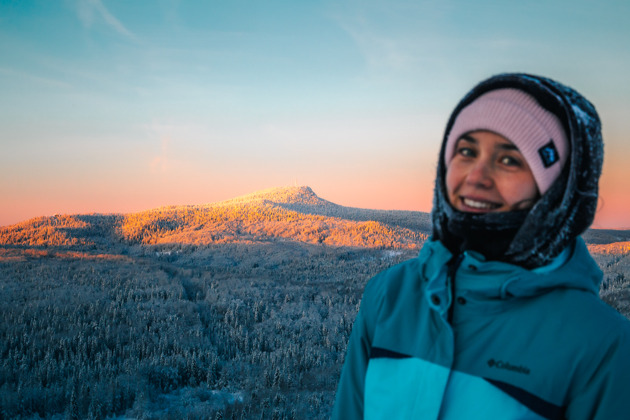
444, 88, 568, 195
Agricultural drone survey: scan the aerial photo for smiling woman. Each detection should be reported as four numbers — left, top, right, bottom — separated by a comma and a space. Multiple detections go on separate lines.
332, 73, 630, 420
446, 131, 539, 212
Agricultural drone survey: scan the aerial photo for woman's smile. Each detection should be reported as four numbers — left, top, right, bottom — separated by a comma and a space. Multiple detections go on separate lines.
460, 196, 502, 211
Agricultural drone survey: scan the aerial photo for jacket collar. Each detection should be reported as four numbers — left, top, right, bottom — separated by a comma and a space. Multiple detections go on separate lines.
419, 237, 602, 303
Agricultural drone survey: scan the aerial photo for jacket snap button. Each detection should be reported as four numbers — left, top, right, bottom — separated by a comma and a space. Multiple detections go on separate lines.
468, 265, 477, 271
457, 296, 467, 305
431, 295, 441, 305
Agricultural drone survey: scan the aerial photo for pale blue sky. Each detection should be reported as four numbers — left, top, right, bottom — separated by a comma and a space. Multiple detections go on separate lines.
2, 0, 630, 227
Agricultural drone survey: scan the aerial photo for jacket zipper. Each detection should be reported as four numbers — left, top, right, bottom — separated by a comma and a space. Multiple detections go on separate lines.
447, 254, 464, 324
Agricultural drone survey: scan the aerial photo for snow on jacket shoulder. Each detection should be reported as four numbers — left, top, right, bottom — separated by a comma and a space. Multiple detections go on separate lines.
332, 238, 630, 420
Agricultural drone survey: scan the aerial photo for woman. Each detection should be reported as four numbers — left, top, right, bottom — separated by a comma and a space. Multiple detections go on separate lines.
332, 73, 630, 419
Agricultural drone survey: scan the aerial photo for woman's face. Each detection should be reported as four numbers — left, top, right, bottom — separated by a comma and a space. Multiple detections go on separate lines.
446, 130, 539, 213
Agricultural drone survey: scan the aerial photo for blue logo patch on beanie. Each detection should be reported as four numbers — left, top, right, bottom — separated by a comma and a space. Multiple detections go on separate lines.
538, 141, 559, 168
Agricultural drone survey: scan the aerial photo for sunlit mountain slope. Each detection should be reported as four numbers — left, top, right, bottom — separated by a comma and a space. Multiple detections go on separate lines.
1, 185, 629, 255
0, 186, 428, 249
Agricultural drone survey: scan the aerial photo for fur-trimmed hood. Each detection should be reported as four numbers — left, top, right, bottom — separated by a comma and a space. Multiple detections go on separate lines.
431, 73, 603, 268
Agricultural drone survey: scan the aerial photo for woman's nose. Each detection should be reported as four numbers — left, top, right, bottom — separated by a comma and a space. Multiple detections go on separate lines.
465, 160, 493, 188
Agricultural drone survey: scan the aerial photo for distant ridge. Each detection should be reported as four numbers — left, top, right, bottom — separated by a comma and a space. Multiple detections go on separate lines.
1, 185, 628, 252
0, 186, 430, 249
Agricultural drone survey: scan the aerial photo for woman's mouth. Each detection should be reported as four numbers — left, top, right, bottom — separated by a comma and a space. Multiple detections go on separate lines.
461, 197, 502, 211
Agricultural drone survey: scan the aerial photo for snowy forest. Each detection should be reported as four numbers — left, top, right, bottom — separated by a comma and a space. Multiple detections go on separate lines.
1, 186, 629, 419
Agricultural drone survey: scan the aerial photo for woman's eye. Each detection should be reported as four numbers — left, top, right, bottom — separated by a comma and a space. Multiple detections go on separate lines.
457, 147, 475, 157
500, 156, 522, 167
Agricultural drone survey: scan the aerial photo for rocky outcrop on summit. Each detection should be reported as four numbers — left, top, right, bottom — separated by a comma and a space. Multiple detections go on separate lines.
219, 186, 328, 207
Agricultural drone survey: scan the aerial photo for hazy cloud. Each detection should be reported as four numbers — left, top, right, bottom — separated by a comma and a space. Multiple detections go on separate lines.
329, 2, 452, 79
76, 0, 138, 41
151, 136, 172, 173
0, 66, 70, 89
145, 121, 209, 174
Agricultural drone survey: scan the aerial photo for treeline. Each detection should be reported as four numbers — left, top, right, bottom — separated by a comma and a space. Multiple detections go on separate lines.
0, 242, 416, 419
590, 243, 630, 315
1, 204, 427, 252
117, 202, 427, 249
1, 239, 629, 419
0, 215, 90, 247
0, 215, 122, 249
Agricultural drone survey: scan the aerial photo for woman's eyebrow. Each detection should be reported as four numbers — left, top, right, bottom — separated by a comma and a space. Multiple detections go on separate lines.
458, 133, 520, 151
459, 134, 477, 144
497, 143, 519, 151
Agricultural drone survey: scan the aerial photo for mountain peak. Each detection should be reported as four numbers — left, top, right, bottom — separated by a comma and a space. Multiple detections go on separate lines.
218, 185, 327, 207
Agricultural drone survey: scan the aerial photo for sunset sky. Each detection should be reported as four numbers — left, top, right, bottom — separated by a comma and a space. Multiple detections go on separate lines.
2, 0, 630, 228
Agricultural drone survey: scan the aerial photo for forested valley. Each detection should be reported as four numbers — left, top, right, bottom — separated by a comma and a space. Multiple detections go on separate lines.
1, 186, 629, 419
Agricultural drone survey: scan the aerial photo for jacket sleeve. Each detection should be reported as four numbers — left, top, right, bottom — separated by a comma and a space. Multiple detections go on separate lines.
565, 317, 630, 420
331, 277, 383, 420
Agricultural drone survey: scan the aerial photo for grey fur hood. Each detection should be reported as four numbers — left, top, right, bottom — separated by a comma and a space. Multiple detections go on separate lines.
431, 73, 603, 268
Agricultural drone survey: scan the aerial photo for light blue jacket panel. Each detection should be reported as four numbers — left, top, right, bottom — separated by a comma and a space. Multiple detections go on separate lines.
332, 238, 630, 419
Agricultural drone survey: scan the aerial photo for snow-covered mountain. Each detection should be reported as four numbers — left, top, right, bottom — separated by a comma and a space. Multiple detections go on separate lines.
0, 186, 430, 249
1, 185, 628, 253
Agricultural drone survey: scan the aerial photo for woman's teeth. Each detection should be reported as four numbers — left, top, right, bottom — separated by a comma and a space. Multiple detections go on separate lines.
463, 198, 500, 210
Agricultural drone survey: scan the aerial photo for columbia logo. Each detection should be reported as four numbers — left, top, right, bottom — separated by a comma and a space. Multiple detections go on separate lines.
487, 359, 531, 375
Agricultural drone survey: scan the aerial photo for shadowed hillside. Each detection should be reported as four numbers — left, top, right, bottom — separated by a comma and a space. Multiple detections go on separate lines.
230, 186, 433, 233
1, 186, 629, 419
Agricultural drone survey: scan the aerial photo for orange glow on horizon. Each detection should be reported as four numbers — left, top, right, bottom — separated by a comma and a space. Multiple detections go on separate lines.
1, 155, 627, 229
2, 176, 627, 229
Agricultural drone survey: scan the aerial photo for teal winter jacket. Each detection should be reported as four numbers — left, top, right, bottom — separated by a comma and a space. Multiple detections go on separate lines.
332, 238, 630, 419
